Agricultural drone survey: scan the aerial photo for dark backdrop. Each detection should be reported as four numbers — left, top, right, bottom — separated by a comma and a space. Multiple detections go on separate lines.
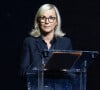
0, 0, 100, 90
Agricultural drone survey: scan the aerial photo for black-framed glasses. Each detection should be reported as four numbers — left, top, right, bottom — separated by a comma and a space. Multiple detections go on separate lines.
38, 16, 56, 23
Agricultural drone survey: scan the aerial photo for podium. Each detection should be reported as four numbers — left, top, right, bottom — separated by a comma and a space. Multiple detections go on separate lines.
26, 50, 99, 90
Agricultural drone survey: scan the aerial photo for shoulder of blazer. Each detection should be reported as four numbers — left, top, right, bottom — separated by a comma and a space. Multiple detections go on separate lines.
23, 36, 39, 44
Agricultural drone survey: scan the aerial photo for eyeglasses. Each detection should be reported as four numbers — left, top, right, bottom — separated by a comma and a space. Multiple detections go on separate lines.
38, 16, 56, 23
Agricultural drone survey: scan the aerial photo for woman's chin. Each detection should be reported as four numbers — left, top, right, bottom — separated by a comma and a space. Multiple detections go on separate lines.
42, 29, 52, 33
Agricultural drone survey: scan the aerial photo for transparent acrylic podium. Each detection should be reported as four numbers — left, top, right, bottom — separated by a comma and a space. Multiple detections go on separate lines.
26, 50, 99, 90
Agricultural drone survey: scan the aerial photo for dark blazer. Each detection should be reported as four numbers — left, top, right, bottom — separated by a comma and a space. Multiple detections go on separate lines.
20, 36, 72, 76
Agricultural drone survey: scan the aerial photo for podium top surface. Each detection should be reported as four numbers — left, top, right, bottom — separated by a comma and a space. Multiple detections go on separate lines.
43, 50, 99, 54
43, 50, 99, 58
44, 50, 99, 70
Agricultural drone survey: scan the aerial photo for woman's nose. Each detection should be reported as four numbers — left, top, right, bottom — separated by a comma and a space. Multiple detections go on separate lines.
45, 18, 49, 24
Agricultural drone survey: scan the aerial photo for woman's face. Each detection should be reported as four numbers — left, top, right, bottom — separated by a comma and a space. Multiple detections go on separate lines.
38, 9, 57, 34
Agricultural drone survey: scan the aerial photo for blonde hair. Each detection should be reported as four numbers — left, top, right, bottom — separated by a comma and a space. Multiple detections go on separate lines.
30, 4, 65, 37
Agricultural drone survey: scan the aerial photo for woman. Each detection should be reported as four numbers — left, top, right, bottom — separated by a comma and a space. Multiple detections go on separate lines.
20, 3, 74, 90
